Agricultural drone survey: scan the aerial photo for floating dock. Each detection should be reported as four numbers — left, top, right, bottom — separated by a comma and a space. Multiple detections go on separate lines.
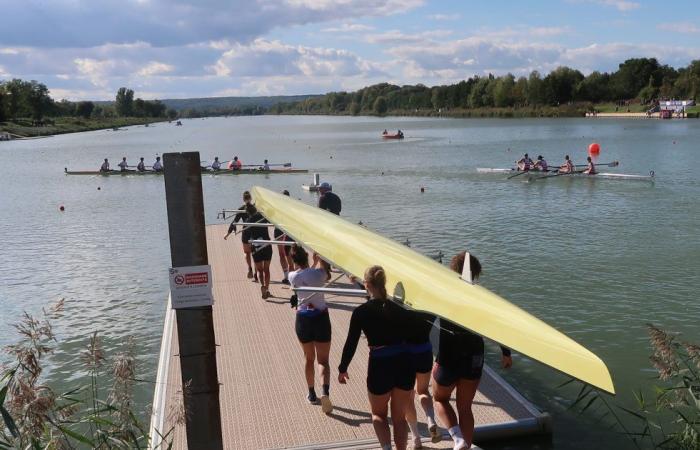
151, 223, 550, 449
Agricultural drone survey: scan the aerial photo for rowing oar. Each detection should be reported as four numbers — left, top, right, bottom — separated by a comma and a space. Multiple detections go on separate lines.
241, 163, 292, 168
574, 160, 619, 168
507, 170, 530, 180
535, 169, 586, 180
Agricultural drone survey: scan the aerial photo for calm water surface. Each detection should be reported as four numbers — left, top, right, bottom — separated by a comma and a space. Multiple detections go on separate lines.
1, 116, 699, 449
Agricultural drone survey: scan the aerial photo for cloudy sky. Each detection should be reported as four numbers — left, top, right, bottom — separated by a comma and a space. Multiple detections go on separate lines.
1, 0, 699, 100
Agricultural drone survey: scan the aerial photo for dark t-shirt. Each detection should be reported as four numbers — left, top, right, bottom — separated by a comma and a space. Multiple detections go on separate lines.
436, 319, 511, 368
319, 192, 341, 215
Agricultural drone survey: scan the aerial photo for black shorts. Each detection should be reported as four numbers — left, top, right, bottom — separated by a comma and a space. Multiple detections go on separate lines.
241, 229, 252, 245
295, 310, 331, 343
367, 353, 415, 395
252, 245, 272, 263
433, 354, 484, 386
411, 350, 434, 374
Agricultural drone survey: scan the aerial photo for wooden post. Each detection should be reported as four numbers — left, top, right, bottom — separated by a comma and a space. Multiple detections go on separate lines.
163, 152, 223, 449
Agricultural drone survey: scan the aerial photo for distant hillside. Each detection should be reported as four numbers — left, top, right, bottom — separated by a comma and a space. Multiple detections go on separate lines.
161, 95, 320, 112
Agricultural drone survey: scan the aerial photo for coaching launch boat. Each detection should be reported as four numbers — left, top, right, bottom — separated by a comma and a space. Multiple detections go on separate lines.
252, 186, 615, 394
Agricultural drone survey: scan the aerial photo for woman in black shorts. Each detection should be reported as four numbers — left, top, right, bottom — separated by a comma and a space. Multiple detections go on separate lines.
245, 204, 272, 298
405, 310, 441, 447
223, 191, 255, 281
338, 266, 414, 450
288, 245, 333, 413
432, 252, 513, 450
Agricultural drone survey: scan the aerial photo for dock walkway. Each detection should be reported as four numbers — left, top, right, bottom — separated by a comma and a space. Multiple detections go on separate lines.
154, 223, 549, 449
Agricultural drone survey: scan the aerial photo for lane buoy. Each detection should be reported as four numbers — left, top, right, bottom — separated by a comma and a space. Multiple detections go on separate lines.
59, 205, 65, 211
97, 186, 101, 190
588, 143, 601, 154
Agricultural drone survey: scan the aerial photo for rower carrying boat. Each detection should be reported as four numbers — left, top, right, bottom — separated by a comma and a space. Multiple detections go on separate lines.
251, 186, 615, 394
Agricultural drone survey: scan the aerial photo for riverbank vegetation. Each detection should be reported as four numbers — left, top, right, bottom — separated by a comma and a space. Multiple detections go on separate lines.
0, 301, 176, 448
0, 81, 177, 137
569, 325, 699, 449
271, 58, 700, 118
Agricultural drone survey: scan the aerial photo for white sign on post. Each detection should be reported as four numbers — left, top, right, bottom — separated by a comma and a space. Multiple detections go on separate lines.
169, 265, 214, 309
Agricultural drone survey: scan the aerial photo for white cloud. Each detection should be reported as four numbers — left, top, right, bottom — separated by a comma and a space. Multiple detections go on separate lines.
571, 0, 640, 11
137, 61, 175, 76
365, 29, 453, 45
74, 58, 118, 87
598, 0, 640, 11
321, 23, 374, 32
1, 0, 424, 48
658, 22, 700, 34
210, 39, 384, 79
428, 13, 460, 21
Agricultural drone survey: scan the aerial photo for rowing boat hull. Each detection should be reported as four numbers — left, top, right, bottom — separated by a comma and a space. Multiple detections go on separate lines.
65, 168, 308, 175
477, 168, 654, 181
382, 134, 404, 139
252, 186, 615, 393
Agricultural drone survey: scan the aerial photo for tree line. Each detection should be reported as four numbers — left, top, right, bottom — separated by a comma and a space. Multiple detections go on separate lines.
0, 81, 177, 123
271, 58, 700, 115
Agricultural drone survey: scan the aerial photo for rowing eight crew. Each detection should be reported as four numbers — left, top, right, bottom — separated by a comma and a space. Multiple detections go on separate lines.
517, 153, 596, 175
100, 157, 162, 173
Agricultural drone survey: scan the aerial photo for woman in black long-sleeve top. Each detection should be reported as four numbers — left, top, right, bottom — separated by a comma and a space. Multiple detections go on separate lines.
338, 266, 414, 450
223, 191, 255, 280
432, 251, 513, 450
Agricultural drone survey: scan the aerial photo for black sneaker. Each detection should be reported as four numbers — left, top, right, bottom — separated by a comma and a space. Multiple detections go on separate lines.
282, 278, 290, 285
307, 392, 319, 404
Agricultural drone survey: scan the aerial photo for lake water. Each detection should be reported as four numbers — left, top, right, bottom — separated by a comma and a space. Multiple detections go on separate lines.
1, 116, 699, 449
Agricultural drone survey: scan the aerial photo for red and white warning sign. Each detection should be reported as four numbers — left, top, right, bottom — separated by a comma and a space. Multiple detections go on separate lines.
169, 265, 213, 309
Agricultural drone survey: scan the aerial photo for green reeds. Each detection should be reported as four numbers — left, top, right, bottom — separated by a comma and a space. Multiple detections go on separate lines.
0, 300, 176, 449
562, 324, 700, 449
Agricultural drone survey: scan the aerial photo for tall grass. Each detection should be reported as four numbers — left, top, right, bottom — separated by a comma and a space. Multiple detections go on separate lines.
565, 324, 699, 449
0, 300, 176, 449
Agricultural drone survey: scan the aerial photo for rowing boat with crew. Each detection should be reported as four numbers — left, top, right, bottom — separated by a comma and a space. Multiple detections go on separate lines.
479, 154, 654, 181
477, 167, 655, 181
65, 167, 308, 175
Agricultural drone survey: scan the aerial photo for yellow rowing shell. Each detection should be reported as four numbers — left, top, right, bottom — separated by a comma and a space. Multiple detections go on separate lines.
252, 186, 615, 394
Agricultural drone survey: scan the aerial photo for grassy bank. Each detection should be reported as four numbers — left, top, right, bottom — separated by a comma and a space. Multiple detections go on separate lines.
0, 116, 166, 138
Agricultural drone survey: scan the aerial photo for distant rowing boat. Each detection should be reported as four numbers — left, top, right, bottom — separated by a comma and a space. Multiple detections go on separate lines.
64, 167, 309, 176
477, 167, 655, 181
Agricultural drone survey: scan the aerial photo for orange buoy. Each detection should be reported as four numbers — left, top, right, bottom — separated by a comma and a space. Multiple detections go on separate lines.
588, 143, 601, 154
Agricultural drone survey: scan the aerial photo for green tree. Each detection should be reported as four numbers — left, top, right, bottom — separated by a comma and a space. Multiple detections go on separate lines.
75, 101, 95, 118
493, 74, 516, 107
612, 58, 661, 99
526, 71, 546, 105
576, 71, 611, 103
115, 87, 134, 116
373, 96, 388, 115
350, 101, 361, 115
544, 66, 583, 104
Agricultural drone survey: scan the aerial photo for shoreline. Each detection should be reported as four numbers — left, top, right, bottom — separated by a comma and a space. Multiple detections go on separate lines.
0, 117, 169, 139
